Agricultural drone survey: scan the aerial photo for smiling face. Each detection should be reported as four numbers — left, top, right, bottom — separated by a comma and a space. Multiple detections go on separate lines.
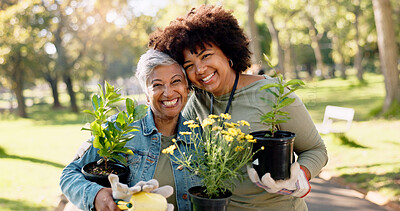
182, 43, 236, 96
146, 64, 189, 122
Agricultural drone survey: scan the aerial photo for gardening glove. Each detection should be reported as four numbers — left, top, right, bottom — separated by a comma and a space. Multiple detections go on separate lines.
108, 174, 174, 211
247, 162, 311, 198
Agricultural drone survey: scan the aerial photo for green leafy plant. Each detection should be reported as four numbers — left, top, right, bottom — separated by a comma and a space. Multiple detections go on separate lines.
162, 113, 257, 198
82, 81, 147, 169
260, 73, 304, 137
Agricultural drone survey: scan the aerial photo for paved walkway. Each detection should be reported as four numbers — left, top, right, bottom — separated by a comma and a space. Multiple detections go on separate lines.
305, 176, 390, 211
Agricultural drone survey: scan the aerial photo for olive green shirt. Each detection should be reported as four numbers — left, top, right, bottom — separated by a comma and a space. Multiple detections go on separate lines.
153, 135, 177, 209
182, 76, 328, 210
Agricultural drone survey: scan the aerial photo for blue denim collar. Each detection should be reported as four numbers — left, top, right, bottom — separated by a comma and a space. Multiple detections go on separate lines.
141, 108, 195, 144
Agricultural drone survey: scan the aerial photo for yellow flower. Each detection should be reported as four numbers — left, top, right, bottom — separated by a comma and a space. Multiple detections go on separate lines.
228, 128, 238, 136
224, 135, 234, 142
201, 118, 215, 127
245, 134, 253, 140
221, 130, 229, 135
208, 114, 219, 119
224, 122, 237, 128
179, 131, 192, 135
261, 146, 265, 150
188, 124, 200, 129
183, 120, 195, 125
162, 145, 177, 155
172, 138, 177, 143
220, 113, 231, 120
235, 146, 244, 152
238, 120, 250, 127
247, 138, 256, 143
212, 126, 223, 131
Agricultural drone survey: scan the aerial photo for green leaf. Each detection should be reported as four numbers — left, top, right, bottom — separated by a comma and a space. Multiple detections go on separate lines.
133, 104, 148, 120
260, 97, 275, 108
107, 97, 124, 106
90, 121, 103, 136
276, 111, 289, 116
126, 98, 134, 116
284, 79, 305, 87
93, 136, 102, 149
116, 113, 126, 126
277, 97, 295, 110
276, 119, 289, 123
111, 155, 128, 165
92, 94, 101, 111
98, 84, 105, 101
114, 148, 134, 155
82, 110, 96, 117
260, 83, 280, 91
265, 88, 279, 98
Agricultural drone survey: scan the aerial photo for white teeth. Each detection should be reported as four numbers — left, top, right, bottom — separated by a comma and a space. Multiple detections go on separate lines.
163, 98, 178, 106
202, 72, 215, 82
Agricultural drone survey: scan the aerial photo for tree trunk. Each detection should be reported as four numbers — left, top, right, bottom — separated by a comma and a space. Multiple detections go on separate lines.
283, 35, 292, 79
372, 0, 400, 113
332, 34, 347, 79
292, 45, 300, 79
354, 8, 364, 81
265, 15, 285, 74
11, 54, 27, 118
44, 73, 62, 108
307, 16, 326, 79
246, 0, 262, 65
63, 74, 79, 113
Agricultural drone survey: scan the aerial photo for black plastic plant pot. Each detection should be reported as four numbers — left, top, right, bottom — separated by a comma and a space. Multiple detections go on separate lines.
188, 186, 232, 211
250, 130, 295, 180
81, 161, 129, 187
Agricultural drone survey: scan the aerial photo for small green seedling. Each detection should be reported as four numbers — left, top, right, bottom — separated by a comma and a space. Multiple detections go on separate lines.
260, 73, 304, 137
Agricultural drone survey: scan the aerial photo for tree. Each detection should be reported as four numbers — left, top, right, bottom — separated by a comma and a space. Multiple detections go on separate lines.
246, 0, 262, 65
0, 1, 46, 117
372, 0, 400, 115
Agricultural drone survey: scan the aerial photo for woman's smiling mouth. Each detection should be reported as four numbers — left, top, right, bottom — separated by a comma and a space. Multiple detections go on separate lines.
201, 72, 215, 83
162, 98, 178, 107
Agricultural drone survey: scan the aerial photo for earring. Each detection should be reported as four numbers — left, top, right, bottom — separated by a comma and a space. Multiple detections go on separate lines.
229, 59, 233, 67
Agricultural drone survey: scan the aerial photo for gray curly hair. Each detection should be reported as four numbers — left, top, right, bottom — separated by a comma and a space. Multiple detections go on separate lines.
135, 49, 187, 95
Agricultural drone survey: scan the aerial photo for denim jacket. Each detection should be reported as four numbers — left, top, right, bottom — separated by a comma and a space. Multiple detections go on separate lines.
60, 108, 201, 211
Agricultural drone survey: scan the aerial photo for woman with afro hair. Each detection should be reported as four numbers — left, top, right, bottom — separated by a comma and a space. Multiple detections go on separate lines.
149, 5, 327, 211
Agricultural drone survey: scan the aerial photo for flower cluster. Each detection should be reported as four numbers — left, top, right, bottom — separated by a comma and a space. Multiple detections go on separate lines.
162, 113, 256, 198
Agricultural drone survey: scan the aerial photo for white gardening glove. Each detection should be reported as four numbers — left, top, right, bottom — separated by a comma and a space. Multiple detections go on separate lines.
247, 162, 311, 198
108, 174, 174, 211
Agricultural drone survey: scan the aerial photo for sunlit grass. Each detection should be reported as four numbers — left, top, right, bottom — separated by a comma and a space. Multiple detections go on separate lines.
296, 72, 400, 204
0, 114, 88, 210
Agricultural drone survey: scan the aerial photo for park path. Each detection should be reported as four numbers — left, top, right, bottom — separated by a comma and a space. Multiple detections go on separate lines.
306, 176, 393, 211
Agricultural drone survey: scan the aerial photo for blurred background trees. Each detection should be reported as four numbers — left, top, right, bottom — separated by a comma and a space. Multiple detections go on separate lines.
0, 0, 399, 117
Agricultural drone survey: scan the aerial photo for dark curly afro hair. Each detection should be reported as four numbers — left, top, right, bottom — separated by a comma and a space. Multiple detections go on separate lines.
149, 5, 252, 73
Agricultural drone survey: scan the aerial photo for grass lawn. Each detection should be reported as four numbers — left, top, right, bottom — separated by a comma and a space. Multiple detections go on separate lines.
0, 108, 88, 211
296, 72, 400, 204
0, 72, 399, 210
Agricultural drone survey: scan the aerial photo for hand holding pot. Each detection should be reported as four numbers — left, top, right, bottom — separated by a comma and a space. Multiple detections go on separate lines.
247, 162, 311, 198
108, 174, 174, 210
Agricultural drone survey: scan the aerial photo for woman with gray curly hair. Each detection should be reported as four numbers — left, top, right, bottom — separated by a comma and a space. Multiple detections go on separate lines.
60, 49, 200, 211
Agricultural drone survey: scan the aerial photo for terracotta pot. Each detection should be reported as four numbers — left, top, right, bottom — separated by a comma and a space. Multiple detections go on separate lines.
81, 161, 129, 187
188, 186, 232, 211
250, 130, 295, 180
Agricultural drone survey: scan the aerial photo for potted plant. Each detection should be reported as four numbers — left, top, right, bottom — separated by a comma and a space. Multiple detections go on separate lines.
251, 72, 304, 180
162, 114, 257, 211
81, 81, 147, 187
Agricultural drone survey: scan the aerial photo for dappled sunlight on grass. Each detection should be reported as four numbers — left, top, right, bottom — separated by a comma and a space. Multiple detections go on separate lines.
297, 72, 385, 121
0, 198, 49, 211
321, 120, 400, 203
